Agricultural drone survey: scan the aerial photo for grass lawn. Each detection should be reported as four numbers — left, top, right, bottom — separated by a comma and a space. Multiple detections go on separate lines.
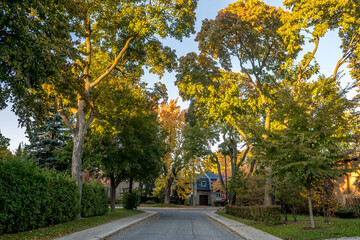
0, 209, 142, 240
217, 211, 360, 240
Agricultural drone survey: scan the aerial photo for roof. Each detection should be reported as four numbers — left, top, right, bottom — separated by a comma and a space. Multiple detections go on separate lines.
194, 172, 220, 191
205, 172, 219, 180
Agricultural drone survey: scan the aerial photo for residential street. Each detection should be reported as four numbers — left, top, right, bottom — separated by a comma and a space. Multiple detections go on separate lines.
109, 208, 241, 240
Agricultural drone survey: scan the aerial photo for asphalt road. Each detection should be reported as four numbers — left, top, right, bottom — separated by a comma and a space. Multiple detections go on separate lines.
109, 208, 241, 240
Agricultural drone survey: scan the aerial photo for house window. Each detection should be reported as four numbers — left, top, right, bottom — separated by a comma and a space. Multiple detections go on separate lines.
201, 181, 206, 187
216, 193, 221, 200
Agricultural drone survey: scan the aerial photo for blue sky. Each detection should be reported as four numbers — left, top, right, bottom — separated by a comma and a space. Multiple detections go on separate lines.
0, 0, 351, 151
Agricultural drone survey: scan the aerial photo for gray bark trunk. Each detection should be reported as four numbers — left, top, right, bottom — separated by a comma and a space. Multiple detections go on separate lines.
72, 132, 84, 216
72, 104, 88, 216
164, 177, 173, 204
307, 187, 315, 229
264, 167, 273, 206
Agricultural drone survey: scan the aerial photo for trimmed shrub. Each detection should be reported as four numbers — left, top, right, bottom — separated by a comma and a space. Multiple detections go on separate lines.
335, 209, 355, 219
0, 157, 79, 234
145, 200, 156, 204
81, 181, 108, 217
346, 197, 360, 217
122, 192, 140, 210
44, 171, 80, 225
214, 200, 226, 206
225, 205, 281, 224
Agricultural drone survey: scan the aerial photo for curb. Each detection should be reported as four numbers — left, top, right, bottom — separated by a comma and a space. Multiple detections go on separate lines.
55, 211, 157, 240
205, 211, 281, 240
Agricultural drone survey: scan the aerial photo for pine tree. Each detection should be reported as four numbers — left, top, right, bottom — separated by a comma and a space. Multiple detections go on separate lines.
27, 113, 68, 171
0, 130, 11, 160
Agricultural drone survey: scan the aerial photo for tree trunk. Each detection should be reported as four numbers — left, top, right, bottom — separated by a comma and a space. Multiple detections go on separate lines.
264, 167, 273, 206
129, 176, 133, 194
164, 177, 174, 204
264, 178, 273, 206
307, 187, 315, 229
292, 202, 297, 222
228, 192, 236, 205
281, 200, 288, 222
110, 175, 116, 213
71, 99, 90, 217
214, 154, 225, 189
72, 130, 86, 216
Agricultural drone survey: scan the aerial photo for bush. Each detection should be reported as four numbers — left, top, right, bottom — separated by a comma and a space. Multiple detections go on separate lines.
145, 200, 156, 204
0, 157, 79, 234
225, 205, 281, 224
214, 200, 226, 206
81, 181, 108, 217
122, 192, 140, 210
346, 197, 360, 217
334, 209, 356, 219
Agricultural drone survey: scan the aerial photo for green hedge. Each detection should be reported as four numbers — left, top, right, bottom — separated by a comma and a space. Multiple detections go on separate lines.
122, 192, 140, 210
225, 205, 281, 224
0, 157, 79, 234
81, 181, 108, 217
214, 200, 227, 206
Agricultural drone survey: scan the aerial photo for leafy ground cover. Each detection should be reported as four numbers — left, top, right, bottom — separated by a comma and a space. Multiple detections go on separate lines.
217, 212, 360, 240
0, 209, 142, 240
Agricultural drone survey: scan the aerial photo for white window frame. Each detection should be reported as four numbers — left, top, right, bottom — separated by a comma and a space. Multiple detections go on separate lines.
201, 181, 206, 187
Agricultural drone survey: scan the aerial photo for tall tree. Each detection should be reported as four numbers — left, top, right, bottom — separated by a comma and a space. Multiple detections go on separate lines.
0, 0, 79, 128
263, 75, 355, 228
154, 99, 187, 204
176, 55, 260, 204
84, 80, 163, 212
177, 0, 292, 205
198, 0, 290, 205
35, 0, 198, 201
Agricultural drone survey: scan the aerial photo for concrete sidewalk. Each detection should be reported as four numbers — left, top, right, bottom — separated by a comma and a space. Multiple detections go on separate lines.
55, 211, 156, 240
205, 211, 281, 240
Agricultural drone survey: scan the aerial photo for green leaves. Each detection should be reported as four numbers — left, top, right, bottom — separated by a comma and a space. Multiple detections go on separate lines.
83, 79, 164, 184
262, 75, 355, 188
196, 0, 289, 76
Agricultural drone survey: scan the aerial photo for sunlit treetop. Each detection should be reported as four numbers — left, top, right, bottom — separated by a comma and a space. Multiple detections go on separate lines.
176, 52, 262, 141
86, 0, 198, 41
196, 0, 290, 80
280, 0, 360, 80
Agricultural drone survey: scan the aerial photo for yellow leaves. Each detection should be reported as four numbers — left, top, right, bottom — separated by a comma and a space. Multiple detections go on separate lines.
152, 176, 167, 197
159, 98, 185, 134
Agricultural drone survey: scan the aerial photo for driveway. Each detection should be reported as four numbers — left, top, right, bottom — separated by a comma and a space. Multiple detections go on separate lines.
109, 208, 241, 240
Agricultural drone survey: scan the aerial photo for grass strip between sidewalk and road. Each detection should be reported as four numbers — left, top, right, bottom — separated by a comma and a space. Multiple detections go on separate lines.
217, 211, 360, 240
0, 209, 142, 240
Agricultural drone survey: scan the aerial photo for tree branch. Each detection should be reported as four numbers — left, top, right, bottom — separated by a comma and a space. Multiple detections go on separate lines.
212, 153, 225, 189
298, 37, 319, 81
90, 36, 135, 89
83, 16, 92, 92
237, 145, 251, 169
333, 34, 359, 78
245, 159, 256, 179
86, 110, 95, 129
57, 97, 75, 134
